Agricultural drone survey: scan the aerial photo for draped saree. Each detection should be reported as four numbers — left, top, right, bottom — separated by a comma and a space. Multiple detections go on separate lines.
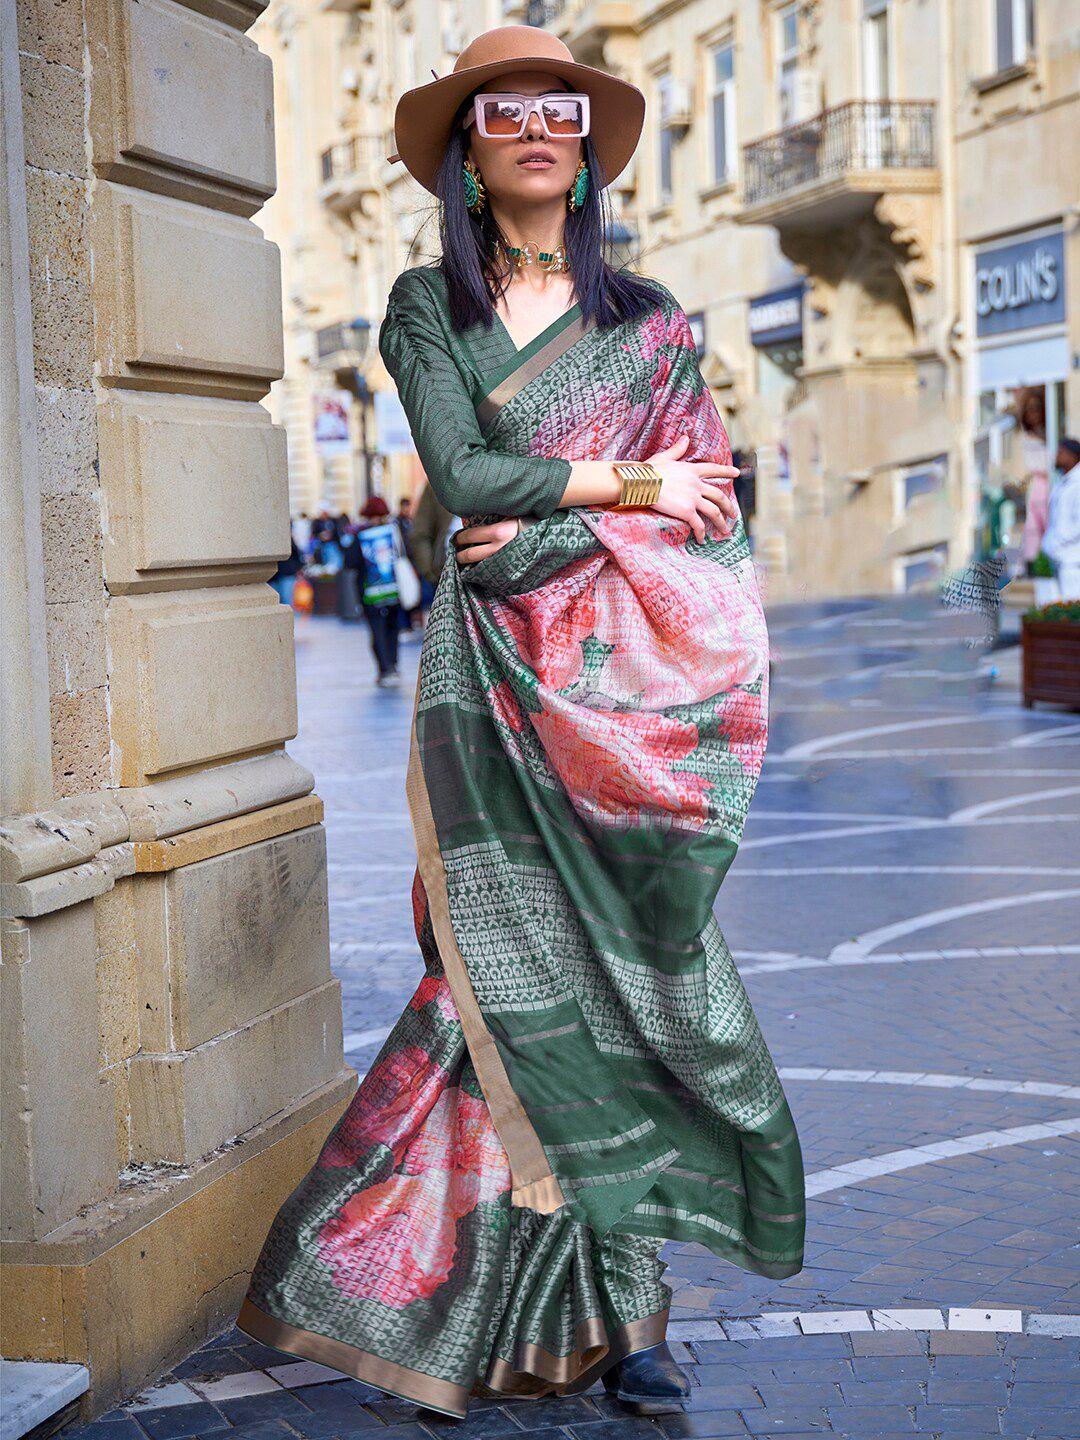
238, 265, 804, 1418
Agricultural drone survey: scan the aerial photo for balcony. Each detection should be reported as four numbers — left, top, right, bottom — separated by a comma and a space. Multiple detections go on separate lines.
318, 133, 385, 214
526, 0, 635, 65
740, 100, 938, 231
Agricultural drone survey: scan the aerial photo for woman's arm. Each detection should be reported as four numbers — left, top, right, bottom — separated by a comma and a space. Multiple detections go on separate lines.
379, 272, 573, 519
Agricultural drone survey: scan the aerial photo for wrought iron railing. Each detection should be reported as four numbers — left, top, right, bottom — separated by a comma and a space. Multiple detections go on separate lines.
742, 100, 936, 209
525, 0, 567, 25
319, 133, 385, 188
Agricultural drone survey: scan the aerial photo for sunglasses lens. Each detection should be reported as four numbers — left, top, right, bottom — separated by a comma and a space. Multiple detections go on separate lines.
481, 99, 526, 134
542, 98, 585, 135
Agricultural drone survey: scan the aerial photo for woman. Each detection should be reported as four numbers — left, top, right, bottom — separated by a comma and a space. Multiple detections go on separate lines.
238, 25, 804, 1421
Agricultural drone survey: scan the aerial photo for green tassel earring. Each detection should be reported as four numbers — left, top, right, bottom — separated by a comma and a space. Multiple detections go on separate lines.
568, 158, 590, 211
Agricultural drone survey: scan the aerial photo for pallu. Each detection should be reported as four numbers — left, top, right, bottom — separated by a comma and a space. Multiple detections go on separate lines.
240, 275, 804, 1417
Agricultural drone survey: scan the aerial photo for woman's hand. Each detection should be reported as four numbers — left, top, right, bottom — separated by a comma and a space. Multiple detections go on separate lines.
645, 435, 740, 542
453, 517, 523, 566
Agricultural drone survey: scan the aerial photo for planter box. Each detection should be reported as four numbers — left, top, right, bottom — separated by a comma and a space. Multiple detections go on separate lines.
1021, 619, 1080, 708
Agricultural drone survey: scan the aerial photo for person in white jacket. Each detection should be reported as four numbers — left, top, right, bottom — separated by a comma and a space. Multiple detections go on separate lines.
1043, 438, 1080, 600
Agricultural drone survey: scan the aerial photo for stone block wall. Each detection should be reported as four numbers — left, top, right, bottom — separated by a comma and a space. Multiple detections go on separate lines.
1, 0, 355, 1414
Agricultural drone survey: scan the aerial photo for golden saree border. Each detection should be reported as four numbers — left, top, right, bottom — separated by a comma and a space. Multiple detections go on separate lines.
237, 1298, 469, 1419
482, 1308, 670, 1399
475, 313, 593, 433
405, 680, 565, 1215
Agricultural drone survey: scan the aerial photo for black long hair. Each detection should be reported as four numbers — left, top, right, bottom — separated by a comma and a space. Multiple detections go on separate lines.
434, 92, 663, 335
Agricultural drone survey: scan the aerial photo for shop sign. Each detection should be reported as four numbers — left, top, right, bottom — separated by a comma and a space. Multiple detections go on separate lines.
374, 389, 413, 454
686, 310, 707, 359
313, 391, 351, 457
749, 284, 804, 347
975, 229, 1065, 338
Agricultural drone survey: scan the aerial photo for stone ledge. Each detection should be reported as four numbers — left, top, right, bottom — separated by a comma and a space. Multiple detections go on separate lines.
1, 751, 313, 902
133, 795, 322, 873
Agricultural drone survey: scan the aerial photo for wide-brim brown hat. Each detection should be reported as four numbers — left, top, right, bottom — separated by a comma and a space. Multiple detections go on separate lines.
388, 25, 645, 196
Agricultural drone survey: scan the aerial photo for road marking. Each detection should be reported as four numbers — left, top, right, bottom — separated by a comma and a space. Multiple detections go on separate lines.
949, 784, 1080, 823
828, 889, 1080, 963
732, 865, 1080, 877
779, 713, 1072, 762
803, 1117, 1080, 1197
778, 1067, 1080, 1100
738, 944, 1078, 976
342, 1025, 393, 1052
666, 1308, 1080, 1343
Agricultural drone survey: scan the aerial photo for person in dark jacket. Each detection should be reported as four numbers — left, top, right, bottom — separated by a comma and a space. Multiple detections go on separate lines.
271, 537, 304, 606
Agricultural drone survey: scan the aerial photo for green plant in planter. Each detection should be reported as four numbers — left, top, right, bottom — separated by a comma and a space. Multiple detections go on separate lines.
1024, 599, 1080, 623
1031, 550, 1056, 578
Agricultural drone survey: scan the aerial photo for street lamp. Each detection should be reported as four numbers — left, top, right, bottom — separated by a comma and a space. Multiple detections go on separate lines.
333, 317, 374, 506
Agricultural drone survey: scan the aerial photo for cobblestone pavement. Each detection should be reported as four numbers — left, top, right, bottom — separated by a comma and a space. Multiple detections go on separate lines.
80, 597, 1078, 1440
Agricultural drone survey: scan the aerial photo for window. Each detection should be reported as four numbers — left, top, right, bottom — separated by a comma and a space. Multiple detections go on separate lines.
862, 0, 891, 100
995, 0, 1035, 70
776, 4, 799, 127
899, 457, 947, 512
899, 544, 949, 592
708, 41, 736, 183
657, 72, 674, 202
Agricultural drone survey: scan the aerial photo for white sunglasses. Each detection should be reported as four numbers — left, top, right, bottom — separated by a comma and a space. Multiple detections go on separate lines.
463, 92, 591, 141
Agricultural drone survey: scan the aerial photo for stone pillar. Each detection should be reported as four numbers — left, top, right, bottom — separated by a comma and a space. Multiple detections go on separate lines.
0, 0, 355, 1415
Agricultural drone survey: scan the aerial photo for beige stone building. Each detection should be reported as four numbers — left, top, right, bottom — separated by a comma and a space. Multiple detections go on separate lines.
2, 0, 353, 1422
258, 0, 1078, 599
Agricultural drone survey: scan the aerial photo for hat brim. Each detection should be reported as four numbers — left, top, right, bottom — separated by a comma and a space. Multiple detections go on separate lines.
391, 56, 644, 195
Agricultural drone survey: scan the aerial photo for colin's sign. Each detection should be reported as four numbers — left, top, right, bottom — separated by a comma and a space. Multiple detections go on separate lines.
975, 230, 1065, 339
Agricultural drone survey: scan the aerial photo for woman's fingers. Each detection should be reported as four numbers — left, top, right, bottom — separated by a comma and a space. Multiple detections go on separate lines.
648, 434, 691, 463
455, 541, 500, 565
693, 462, 740, 481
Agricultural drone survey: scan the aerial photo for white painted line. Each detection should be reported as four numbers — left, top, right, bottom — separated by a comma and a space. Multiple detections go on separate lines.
828, 890, 1080, 964
778, 1069, 1080, 1100
780, 713, 1072, 761
266, 1360, 346, 1388
1026, 1315, 1080, 1337
741, 812, 1073, 855
330, 942, 416, 957
949, 785, 1080, 823
804, 1117, 1080, 1197
948, 1308, 1023, 1333
797, 1311, 874, 1335
733, 866, 1080, 877
342, 1025, 393, 1052
667, 1320, 725, 1340
127, 1380, 202, 1410
1010, 723, 1080, 747
739, 944, 1080, 977
188, 1372, 283, 1401
671, 1309, 1077, 1343
872, 1309, 945, 1331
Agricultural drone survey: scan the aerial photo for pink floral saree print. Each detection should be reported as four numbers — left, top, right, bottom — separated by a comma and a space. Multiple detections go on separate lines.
240, 269, 804, 1417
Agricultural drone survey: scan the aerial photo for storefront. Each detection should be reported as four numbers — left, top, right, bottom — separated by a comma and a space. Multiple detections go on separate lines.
971, 224, 1068, 570
749, 282, 805, 399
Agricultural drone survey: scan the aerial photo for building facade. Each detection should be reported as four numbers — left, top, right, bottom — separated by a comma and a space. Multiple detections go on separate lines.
1, 0, 352, 1418
255, 0, 1077, 590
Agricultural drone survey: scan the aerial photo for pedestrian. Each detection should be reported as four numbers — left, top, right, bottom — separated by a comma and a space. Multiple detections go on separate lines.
406, 478, 455, 623
239, 25, 803, 1422
346, 495, 403, 684
1042, 437, 1080, 600
270, 535, 304, 607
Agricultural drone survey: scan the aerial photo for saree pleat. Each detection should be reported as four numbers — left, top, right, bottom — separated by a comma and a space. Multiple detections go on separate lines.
240, 266, 804, 1414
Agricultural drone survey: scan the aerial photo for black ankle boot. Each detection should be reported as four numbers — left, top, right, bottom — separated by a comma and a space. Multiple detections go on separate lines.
602, 1341, 690, 1414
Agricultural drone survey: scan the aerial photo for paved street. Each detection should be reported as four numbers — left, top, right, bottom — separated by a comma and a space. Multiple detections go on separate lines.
81, 596, 1078, 1440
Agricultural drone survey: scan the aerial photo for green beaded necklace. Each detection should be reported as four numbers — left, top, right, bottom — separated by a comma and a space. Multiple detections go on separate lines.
499, 239, 570, 273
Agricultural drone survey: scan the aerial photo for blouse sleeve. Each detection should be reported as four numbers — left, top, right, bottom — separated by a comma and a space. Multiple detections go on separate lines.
378, 271, 572, 519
